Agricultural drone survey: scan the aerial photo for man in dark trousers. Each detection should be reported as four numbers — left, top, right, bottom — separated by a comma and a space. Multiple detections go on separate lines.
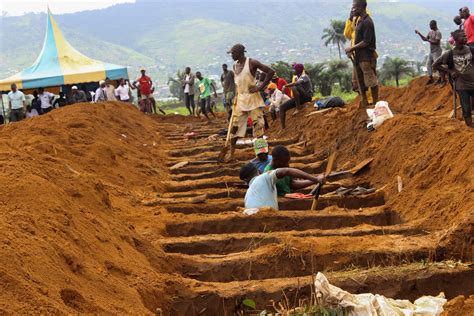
416, 20, 445, 85
220, 64, 236, 119
433, 30, 474, 128
345, 0, 379, 105
182, 67, 196, 116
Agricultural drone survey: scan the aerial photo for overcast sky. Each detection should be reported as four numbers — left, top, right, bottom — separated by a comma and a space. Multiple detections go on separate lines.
1, 0, 136, 16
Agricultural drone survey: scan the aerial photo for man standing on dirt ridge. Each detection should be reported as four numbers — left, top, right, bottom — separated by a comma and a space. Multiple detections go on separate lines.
433, 30, 474, 128
415, 20, 445, 85
345, 0, 379, 106
226, 43, 275, 162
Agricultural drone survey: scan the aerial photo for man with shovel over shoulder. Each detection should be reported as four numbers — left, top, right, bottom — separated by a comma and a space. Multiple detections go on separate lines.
345, 0, 379, 106
433, 30, 474, 128
222, 44, 275, 162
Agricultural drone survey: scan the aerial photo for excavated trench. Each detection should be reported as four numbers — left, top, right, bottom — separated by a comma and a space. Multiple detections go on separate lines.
148, 115, 474, 315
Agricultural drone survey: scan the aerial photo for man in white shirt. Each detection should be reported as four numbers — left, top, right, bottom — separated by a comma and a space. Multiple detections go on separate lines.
38, 87, 55, 115
7, 83, 26, 122
94, 80, 108, 103
182, 67, 196, 115
115, 79, 131, 102
267, 82, 290, 121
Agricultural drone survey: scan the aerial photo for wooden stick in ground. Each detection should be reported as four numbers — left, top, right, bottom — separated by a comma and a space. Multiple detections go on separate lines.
311, 151, 336, 210
453, 80, 457, 119
350, 56, 369, 108
217, 94, 237, 162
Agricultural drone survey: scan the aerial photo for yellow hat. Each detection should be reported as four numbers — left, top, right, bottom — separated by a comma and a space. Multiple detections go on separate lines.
267, 83, 277, 90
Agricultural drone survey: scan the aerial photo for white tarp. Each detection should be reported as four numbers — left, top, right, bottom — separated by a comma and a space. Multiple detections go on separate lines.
314, 272, 446, 316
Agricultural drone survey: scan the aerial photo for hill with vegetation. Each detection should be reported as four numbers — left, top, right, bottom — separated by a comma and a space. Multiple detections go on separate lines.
0, 0, 466, 81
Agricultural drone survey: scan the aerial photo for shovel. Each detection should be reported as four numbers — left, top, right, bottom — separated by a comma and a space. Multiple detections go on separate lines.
217, 94, 237, 162
349, 56, 369, 108
327, 157, 374, 179
311, 151, 336, 211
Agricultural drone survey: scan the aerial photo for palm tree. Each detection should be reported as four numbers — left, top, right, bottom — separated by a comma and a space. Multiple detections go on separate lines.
321, 20, 347, 59
380, 57, 415, 87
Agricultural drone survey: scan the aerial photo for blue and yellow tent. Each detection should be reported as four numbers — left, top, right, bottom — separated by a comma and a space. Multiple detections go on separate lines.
0, 9, 128, 91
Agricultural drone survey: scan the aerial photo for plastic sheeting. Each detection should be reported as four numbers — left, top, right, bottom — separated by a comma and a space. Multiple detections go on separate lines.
314, 272, 446, 316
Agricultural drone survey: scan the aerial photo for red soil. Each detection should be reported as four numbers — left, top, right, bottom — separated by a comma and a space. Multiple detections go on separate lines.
266, 77, 473, 260
0, 102, 172, 313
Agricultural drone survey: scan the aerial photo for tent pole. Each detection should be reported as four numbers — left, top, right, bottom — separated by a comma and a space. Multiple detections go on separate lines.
0, 93, 5, 124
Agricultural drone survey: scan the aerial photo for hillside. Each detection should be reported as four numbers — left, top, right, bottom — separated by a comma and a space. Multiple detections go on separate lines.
0, 0, 466, 80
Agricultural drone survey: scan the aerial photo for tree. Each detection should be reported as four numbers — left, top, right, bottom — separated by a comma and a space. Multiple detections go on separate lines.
167, 70, 185, 100
305, 63, 333, 96
270, 61, 293, 82
328, 60, 351, 92
321, 20, 347, 59
380, 57, 415, 87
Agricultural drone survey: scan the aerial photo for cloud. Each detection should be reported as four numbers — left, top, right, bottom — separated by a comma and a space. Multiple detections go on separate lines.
1, 0, 136, 16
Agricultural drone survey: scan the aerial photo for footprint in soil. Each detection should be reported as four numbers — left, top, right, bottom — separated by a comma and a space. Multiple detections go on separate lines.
60, 288, 101, 313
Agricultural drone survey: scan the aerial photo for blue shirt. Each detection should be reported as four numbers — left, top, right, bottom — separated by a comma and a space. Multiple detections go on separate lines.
250, 155, 272, 173
244, 170, 279, 210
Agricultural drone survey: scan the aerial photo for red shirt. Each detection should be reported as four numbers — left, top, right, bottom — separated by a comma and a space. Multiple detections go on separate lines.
465, 15, 474, 44
137, 75, 152, 95
276, 78, 291, 97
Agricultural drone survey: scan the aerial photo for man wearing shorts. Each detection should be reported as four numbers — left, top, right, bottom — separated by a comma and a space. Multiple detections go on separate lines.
345, 0, 379, 105
133, 68, 164, 114
226, 44, 275, 162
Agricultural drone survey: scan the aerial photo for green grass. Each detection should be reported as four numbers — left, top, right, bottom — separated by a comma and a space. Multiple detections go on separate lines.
381, 76, 415, 87
314, 86, 358, 104
157, 99, 226, 115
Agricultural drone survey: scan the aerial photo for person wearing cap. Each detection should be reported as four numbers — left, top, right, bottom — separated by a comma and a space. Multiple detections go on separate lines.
226, 43, 275, 162
250, 139, 273, 173
71, 86, 88, 104
94, 80, 108, 102
279, 63, 313, 129
240, 157, 324, 210
345, 0, 379, 105
267, 83, 290, 121
460, 7, 474, 48
271, 74, 291, 97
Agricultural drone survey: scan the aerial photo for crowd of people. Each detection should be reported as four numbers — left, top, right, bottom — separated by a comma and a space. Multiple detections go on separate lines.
1, 0, 473, 211
3, 1, 473, 131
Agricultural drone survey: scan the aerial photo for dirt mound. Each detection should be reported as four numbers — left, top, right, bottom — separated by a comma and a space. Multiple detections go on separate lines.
379, 76, 454, 114
266, 78, 473, 260
443, 295, 474, 315
0, 102, 172, 314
